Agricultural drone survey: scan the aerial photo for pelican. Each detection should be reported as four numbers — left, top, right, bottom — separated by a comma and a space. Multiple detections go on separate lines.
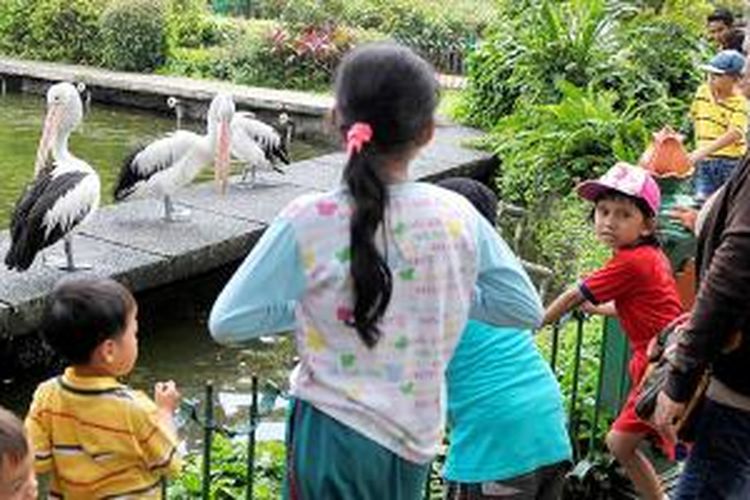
231, 111, 291, 186
76, 82, 91, 114
113, 93, 235, 221
4, 82, 101, 272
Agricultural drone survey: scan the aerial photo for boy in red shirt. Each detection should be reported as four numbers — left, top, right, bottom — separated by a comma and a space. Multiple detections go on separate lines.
544, 163, 683, 500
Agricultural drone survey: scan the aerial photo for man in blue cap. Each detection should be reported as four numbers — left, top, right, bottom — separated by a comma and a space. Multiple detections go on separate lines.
688, 49, 747, 205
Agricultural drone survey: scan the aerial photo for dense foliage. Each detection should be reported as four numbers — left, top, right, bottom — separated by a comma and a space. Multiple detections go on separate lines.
100, 0, 169, 72
170, 435, 285, 499
0, 0, 490, 88
457, 0, 715, 291
0, 0, 104, 63
214, 0, 497, 76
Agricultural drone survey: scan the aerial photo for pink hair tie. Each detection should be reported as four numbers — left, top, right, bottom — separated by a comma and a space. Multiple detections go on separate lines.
346, 122, 373, 156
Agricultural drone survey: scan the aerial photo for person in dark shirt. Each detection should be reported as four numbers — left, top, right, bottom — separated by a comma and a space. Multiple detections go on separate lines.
707, 8, 734, 48
655, 156, 750, 499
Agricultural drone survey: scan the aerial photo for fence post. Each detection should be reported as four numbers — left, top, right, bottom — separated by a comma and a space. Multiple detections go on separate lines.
202, 382, 214, 500
588, 323, 609, 457
423, 463, 432, 500
246, 375, 258, 500
568, 313, 585, 460
550, 322, 561, 375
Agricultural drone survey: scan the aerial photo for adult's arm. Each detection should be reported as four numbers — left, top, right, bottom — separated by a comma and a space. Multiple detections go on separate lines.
666, 172, 750, 402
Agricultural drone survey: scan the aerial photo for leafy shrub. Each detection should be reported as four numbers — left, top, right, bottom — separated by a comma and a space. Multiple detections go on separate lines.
0, 0, 104, 63
160, 47, 232, 79
490, 81, 649, 206
616, 14, 707, 125
461, 0, 629, 129
100, 0, 169, 72
168, 0, 221, 48
169, 435, 285, 499
233, 23, 357, 90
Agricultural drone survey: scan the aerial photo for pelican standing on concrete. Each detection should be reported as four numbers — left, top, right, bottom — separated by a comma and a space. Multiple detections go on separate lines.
231, 111, 291, 186
4, 82, 101, 272
113, 93, 235, 221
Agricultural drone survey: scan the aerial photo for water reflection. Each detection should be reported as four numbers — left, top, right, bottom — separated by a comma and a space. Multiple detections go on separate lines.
0, 265, 296, 446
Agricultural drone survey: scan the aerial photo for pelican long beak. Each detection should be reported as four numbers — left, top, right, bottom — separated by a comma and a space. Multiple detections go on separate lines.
34, 103, 64, 178
214, 118, 231, 194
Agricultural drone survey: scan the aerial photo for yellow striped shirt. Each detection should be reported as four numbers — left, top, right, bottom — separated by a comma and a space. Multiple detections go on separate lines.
690, 83, 748, 158
25, 368, 181, 499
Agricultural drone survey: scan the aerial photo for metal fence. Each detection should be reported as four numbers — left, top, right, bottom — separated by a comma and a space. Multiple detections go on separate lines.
164, 312, 624, 499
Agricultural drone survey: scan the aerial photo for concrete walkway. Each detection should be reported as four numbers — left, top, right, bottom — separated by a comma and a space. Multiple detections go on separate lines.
0, 124, 494, 338
0, 57, 333, 118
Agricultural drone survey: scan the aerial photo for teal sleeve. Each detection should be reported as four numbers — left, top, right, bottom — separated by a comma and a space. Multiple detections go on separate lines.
471, 217, 544, 329
209, 219, 305, 344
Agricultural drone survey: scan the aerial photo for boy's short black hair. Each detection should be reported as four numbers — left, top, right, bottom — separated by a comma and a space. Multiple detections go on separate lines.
436, 177, 498, 225
708, 8, 734, 26
41, 277, 136, 365
0, 407, 28, 468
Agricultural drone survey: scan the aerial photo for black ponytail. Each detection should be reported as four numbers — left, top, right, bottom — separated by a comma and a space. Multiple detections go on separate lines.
335, 42, 438, 348
343, 148, 392, 347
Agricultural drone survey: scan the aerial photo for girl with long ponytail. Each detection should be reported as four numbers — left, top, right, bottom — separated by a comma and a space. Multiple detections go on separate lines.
210, 43, 543, 499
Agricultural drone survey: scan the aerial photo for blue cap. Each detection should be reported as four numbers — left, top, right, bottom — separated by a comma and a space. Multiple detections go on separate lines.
702, 50, 746, 75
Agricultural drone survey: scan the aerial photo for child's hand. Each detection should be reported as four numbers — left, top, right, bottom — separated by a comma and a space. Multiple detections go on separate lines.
154, 380, 181, 414
579, 301, 599, 315
669, 206, 697, 232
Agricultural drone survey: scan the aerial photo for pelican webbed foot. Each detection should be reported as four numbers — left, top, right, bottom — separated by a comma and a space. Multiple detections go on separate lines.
163, 195, 192, 222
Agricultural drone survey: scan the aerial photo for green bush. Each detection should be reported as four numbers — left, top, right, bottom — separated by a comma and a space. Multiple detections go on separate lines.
490, 81, 650, 206
0, 0, 104, 63
459, 0, 628, 129
170, 435, 285, 499
100, 0, 169, 72
168, 0, 221, 48
225, 22, 357, 91
160, 47, 231, 79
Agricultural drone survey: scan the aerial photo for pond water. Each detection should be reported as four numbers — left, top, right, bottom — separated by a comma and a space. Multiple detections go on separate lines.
0, 91, 328, 228
1, 265, 296, 444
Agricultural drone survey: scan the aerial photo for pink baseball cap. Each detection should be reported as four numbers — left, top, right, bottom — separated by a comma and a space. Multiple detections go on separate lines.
576, 162, 661, 215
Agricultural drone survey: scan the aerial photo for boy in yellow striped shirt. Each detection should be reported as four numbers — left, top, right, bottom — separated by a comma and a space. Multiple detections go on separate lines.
689, 49, 748, 204
25, 278, 181, 499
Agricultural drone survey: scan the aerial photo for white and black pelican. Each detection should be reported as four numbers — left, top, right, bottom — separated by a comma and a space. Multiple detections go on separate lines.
231, 111, 291, 186
4, 82, 101, 272
113, 93, 235, 220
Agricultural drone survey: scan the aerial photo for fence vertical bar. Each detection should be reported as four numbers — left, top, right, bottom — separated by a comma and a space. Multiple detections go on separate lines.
550, 322, 561, 375
588, 321, 609, 457
423, 463, 432, 500
246, 375, 258, 500
568, 313, 585, 460
202, 382, 214, 500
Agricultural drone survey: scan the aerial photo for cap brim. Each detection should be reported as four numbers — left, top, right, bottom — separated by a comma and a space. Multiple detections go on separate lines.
700, 64, 726, 74
576, 180, 610, 203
